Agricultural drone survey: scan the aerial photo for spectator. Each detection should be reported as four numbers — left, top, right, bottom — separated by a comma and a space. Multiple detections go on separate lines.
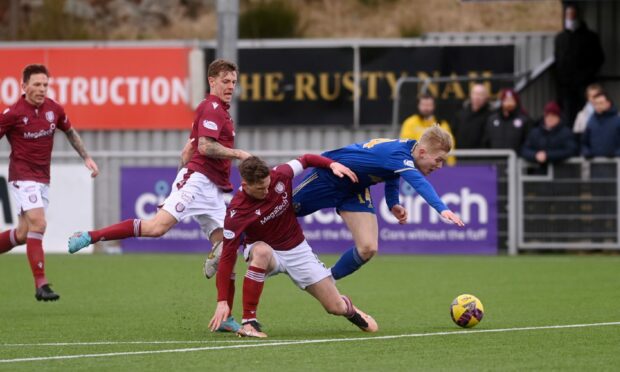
451, 83, 491, 149
483, 89, 532, 153
554, 3, 605, 126
581, 91, 620, 158
573, 83, 603, 141
400, 93, 455, 165
521, 101, 577, 171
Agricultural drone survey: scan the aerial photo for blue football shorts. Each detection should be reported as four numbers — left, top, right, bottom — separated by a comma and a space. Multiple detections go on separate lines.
292, 170, 375, 216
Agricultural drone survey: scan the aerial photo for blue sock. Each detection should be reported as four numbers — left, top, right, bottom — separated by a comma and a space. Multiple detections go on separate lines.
331, 246, 367, 280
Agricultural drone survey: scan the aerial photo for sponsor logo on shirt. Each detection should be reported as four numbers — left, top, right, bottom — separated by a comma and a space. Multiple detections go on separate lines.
259, 195, 290, 225
223, 229, 235, 239
403, 160, 415, 168
45, 111, 55, 123
23, 126, 55, 139
203, 120, 218, 130
229, 209, 237, 218
275, 181, 285, 194
211, 102, 219, 109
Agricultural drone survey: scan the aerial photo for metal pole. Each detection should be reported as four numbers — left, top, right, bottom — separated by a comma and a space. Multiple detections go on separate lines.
216, 0, 239, 122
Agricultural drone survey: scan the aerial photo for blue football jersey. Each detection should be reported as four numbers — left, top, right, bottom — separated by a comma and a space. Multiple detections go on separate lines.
320, 138, 447, 213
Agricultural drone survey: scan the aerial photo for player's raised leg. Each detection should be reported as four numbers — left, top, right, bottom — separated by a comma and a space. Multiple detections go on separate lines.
68, 209, 178, 254
330, 210, 378, 280
305, 277, 378, 332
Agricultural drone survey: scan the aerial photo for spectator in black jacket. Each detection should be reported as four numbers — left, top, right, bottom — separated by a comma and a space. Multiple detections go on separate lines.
483, 89, 532, 153
554, 3, 605, 126
581, 91, 620, 158
521, 101, 577, 169
451, 83, 491, 149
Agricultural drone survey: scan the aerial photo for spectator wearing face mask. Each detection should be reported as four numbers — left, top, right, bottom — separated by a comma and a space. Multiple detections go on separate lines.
554, 3, 605, 126
482, 89, 532, 153
521, 101, 577, 169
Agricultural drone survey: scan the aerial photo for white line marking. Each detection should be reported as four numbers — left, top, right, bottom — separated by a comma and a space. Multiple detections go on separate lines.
1, 339, 297, 347
1, 321, 618, 364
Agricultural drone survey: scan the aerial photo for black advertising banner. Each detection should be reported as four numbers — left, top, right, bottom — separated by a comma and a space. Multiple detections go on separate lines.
360, 46, 515, 125
238, 48, 353, 125
206, 45, 514, 126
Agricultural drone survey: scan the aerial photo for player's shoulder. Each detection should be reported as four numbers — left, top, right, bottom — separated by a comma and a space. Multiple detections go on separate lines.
44, 97, 64, 112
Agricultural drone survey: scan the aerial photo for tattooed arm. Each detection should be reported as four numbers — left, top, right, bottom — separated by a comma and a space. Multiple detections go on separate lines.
197, 137, 251, 160
65, 128, 99, 178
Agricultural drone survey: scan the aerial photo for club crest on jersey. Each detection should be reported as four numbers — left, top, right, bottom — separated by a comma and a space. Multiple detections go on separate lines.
229, 209, 237, 218
255, 209, 261, 216
28, 194, 38, 203
203, 120, 218, 130
275, 181, 285, 194
223, 229, 235, 239
175, 202, 186, 212
45, 111, 55, 123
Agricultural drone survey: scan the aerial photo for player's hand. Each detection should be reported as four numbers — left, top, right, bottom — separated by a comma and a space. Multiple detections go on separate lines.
85, 157, 99, 178
236, 149, 252, 161
329, 162, 358, 183
208, 301, 230, 332
440, 210, 465, 227
391, 205, 407, 224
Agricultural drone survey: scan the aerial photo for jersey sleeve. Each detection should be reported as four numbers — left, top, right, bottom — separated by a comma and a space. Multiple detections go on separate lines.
384, 178, 400, 210
0, 107, 17, 139
399, 169, 448, 214
215, 211, 248, 302
275, 154, 335, 178
196, 108, 224, 141
56, 105, 72, 132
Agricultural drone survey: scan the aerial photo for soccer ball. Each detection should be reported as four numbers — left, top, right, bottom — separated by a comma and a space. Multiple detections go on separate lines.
450, 294, 484, 328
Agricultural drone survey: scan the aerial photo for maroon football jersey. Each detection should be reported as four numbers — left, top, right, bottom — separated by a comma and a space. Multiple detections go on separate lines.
186, 95, 235, 192
0, 95, 72, 183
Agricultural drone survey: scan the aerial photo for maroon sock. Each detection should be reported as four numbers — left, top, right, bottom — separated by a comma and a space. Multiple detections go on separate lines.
242, 266, 266, 322
227, 274, 236, 317
89, 219, 141, 243
0, 229, 18, 254
26, 232, 47, 288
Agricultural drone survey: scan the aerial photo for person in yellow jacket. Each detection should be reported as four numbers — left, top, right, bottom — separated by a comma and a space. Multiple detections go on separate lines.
400, 94, 456, 165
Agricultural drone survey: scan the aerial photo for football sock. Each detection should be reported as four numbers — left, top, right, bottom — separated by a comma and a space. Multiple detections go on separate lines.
227, 274, 236, 317
331, 246, 367, 280
26, 232, 47, 288
0, 229, 18, 254
89, 219, 141, 243
242, 266, 266, 322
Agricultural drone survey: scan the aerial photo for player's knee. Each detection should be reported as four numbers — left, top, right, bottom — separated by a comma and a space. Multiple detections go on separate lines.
248, 242, 272, 267
28, 220, 47, 234
14, 228, 28, 244
357, 242, 378, 260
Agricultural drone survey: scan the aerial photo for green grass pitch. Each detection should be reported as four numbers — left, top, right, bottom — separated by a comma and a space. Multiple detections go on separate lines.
1, 253, 619, 371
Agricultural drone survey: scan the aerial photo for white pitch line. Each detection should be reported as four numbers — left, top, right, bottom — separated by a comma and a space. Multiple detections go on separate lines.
2, 339, 297, 347
1, 321, 619, 364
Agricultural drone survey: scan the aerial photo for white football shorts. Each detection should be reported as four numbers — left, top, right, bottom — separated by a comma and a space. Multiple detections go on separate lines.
244, 240, 332, 289
9, 180, 49, 214
161, 168, 226, 238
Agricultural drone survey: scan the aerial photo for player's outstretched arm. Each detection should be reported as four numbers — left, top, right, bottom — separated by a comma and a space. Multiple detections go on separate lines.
209, 301, 230, 332
441, 210, 465, 226
65, 128, 99, 178
198, 136, 251, 160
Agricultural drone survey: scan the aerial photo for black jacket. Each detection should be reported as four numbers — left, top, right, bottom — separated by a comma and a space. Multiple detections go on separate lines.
554, 21, 605, 87
451, 103, 491, 149
483, 110, 532, 153
521, 122, 577, 163
581, 107, 620, 158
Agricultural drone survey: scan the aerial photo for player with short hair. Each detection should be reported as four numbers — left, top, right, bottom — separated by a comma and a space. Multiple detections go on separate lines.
68, 59, 250, 331
208, 156, 378, 338
292, 125, 465, 280
0, 64, 99, 301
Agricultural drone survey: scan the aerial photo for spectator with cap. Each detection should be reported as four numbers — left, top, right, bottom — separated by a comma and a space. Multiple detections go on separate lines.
482, 88, 532, 153
521, 101, 577, 170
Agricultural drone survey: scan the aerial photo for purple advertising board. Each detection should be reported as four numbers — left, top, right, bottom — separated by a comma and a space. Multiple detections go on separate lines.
121, 165, 497, 254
